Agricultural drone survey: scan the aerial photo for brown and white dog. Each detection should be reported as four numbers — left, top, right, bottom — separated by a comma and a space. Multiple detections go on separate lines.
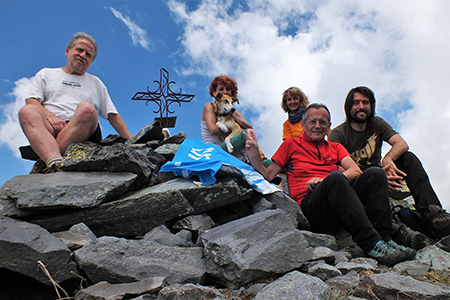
214, 92, 241, 153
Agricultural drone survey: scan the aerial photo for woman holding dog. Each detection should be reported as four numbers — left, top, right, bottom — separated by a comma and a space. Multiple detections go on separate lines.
201, 75, 252, 155
201, 75, 272, 168
281, 87, 309, 140
201, 75, 252, 143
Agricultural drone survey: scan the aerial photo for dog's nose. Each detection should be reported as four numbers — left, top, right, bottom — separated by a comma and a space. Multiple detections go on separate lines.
230, 107, 236, 113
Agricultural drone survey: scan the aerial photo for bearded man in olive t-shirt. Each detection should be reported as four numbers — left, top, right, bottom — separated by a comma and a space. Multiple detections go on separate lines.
330, 86, 450, 238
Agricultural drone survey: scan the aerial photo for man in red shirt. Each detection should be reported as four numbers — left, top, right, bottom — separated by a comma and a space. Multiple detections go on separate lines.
244, 103, 415, 266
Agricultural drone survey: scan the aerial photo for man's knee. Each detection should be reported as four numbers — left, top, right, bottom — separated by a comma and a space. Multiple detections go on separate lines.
325, 171, 349, 185
363, 167, 385, 177
18, 104, 41, 124
396, 151, 422, 167
360, 167, 388, 186
75, 101, 97, 122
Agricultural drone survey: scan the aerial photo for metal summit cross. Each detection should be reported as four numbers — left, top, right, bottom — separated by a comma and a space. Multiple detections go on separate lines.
132, 68, 195, 128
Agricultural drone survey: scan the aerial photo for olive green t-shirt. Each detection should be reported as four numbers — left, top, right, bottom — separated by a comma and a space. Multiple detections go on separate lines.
329, 117, 397, 170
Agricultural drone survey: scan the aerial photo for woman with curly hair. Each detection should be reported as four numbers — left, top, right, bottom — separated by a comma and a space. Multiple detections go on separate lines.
281, 87, 309, 140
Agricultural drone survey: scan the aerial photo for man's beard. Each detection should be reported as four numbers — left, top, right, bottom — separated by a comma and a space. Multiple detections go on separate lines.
350, 110, 369, 123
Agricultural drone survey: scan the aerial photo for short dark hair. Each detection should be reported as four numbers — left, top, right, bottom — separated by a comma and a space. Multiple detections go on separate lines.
303, 103, 331, 122
209, 75, 238, 97
344, 86, 376, 121
67, 32, 98, 61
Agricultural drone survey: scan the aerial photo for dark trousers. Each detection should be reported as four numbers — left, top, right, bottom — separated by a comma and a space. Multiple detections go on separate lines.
300, 168, 392, 251
394, 151, 441, 214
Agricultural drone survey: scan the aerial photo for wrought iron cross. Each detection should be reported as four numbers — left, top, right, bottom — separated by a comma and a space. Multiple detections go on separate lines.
132, 68, 195, 128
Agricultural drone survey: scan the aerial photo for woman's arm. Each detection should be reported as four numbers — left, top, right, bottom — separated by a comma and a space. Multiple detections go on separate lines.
202, 102, 228, 135
232, 109, 253, 129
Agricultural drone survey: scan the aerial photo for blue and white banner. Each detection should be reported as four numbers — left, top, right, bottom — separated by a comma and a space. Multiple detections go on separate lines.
159, 139, 279, 194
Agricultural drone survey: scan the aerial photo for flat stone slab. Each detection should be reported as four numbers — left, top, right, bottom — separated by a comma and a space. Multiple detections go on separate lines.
74, 236, 206, 285
0, 172, 137, 210
0, 217, 77, 285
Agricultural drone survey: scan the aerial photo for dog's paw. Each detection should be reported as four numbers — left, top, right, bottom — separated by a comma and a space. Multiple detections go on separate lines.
216, 122, 228, 133
225, 138, 234, 153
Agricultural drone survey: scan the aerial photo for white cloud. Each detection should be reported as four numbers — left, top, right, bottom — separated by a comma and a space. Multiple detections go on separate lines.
0, 77, 33, 157
108, 7, 153, 50
169, 0, 450, 209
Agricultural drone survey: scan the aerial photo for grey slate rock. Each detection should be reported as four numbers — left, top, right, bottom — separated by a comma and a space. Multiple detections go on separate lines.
73, 236, 206, 285
128, 120, 164, 144
98, 134, 127, 146
52, 231, 93, 251
300, 230, 339, 250
394, 259, 432, 276
155, 143, 180, 161
354, 272, 450, 299
215, 164, 252, 188
416, 245, 450, 271
436, 235, 450, 252
146, 177, 250, 214
252, 196, 276, 213
326, 270, 360, 292
156, 283, 225, 300
252, 271, 332, 300
69, 222, 97, 240
172, 213, 216, 234
74, 277, 166, 300
0, 217, 77, 285
0, 197, 36, 218
200, 209, 313, 288
308, 262, 342, 281
31, 183, 194, 237
143, 225, 193, 247
134, 145, 167, 170
62, 142, 156, 190
311, 246, 336, 265
0, 172, 137, 210
144, 140, 163, 149
335, 261, 380, 275
263, 191, 310, 230
161, 131, 186, 145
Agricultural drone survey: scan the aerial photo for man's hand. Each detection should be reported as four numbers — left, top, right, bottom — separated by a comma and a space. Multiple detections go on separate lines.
243, 129, 259, 158
382, 163, 406, 191
306, 177, 323, 191
46, 116, 66, 134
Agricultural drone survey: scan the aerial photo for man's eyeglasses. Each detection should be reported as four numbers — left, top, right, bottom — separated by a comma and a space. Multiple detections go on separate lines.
304, 119, 329, 126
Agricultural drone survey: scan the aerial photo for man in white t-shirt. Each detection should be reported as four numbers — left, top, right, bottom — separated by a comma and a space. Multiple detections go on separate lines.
19, 32, 132, 172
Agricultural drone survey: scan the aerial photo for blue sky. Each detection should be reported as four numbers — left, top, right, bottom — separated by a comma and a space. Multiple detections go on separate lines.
2, 0, 450, 209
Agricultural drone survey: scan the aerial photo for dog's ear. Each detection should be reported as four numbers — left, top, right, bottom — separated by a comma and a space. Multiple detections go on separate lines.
232, 97, 239, 105
214, 92, 222, 101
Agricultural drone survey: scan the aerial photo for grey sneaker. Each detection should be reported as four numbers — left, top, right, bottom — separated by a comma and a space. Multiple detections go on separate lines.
43, 161, 63, 174
386, 240, 416, 260
366, 240, 405, 266
392, 222, 435, 250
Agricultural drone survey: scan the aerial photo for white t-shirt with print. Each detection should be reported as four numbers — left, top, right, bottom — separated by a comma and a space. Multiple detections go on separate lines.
27, 68, 118, 120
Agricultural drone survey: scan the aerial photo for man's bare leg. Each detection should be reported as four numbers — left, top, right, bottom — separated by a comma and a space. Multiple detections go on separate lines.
18, 105, 61, 163
56, 101, 98, 154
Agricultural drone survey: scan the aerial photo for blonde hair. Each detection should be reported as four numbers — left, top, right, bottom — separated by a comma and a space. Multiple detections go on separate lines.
281, 87, 309, 113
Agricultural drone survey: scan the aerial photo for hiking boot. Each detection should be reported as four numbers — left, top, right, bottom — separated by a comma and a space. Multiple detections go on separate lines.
386, 240, 416, 260
427, 205, 450, 237
366, 240, 405, 266
392, 222, 435, 250
43, 161, 63, 174
29, 159, 46, 174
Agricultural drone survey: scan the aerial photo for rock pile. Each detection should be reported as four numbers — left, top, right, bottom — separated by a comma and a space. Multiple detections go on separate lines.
1, 123, 450, 300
